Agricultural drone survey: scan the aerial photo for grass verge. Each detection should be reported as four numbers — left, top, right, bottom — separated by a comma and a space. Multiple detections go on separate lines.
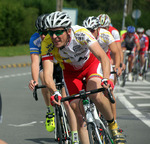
0, 44, 29, 57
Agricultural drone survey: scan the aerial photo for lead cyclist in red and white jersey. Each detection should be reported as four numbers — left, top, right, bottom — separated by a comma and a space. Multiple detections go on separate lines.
137, 27, 149, 75
41, 11, 125, 144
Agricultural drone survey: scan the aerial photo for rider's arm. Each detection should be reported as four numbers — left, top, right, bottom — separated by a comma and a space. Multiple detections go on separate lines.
89, 41, 110, 79
116, 41, 124, 66
30, 54, 40, 84
135, 34, 140, 51
42, 59, 57, 94
108, 42, 120, 70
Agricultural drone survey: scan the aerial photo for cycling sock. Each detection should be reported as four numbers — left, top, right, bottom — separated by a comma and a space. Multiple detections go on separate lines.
107, 118, 114, 124
71, 131, 79, 143
47, 105, 54, 113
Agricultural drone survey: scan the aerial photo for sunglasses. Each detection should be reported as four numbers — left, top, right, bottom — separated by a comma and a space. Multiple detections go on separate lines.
38, 31, 48, 36
48, 30, 65, 36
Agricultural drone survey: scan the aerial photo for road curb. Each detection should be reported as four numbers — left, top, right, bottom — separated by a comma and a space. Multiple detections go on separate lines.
0, 63, 31, 69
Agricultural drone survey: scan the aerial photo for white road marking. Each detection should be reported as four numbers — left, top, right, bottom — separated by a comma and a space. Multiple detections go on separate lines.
115, 79, 150, 128
137, 104, 150, 107
130, 96, 150, 99
8, 121, 37, 127
0, 72, 31, 79
118, 94, 150, 127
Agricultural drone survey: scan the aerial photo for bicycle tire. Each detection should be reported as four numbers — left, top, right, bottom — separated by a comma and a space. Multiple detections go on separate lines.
87, 123, 102, 144
55, 106, 63, 144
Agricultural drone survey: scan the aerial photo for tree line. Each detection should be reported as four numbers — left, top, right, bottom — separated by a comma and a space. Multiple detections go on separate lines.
0, 0, 149, 46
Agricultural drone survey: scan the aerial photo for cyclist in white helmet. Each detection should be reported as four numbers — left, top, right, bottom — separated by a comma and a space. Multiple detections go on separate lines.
98, 14, 125, 72
83, 16, 126, 144
137, 27, 149, 75
41, 11, 125, 144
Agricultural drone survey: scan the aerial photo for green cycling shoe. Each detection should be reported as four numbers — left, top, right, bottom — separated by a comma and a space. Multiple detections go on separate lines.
45, 112, 55, 132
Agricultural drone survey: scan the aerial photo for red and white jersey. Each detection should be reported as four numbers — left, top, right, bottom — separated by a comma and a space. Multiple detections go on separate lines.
97, 28, 115, 53
139, 34, 149, 50
41, 25, 97, 70
108, 25, 120, 42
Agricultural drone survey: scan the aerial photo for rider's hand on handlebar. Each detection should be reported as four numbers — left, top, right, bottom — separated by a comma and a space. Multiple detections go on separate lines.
29, 80, 38, 91
101, 78, 114, 90
50, 91, 62, 106
114, 67, 122, 76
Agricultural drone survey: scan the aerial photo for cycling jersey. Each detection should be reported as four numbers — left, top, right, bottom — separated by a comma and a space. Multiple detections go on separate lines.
96, 28, 115, 80
42, 25, 97, 70
139, 34, 149, 54
108, 26, 120, 42
29, 32, 43, 70
121, 32, 139, 51
29, 32, 42, 55
97, 28, 115, 53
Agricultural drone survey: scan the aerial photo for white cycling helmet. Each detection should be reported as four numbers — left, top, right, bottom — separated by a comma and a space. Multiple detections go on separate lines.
137, 27, 144, 33
145, 29, 150, 36
97, 14, 111, 27
45, 11, 72, 30
83, 16, 100, 30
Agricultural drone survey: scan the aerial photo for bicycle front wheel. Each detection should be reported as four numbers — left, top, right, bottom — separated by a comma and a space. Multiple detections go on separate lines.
87, 123, 102, 144
55, 106, 63, 144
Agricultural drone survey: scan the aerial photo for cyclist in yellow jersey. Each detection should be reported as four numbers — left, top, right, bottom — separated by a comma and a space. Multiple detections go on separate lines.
41, 11, 125, 144
42, 18, 79, 144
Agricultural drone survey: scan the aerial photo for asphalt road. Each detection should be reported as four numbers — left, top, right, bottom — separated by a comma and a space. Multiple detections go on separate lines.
0, 59, 150, 144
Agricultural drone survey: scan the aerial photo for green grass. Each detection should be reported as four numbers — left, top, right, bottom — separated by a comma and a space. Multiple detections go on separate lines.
0, 44, 30, 57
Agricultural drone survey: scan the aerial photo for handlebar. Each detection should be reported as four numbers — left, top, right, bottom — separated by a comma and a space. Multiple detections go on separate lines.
33, 82, 64, 101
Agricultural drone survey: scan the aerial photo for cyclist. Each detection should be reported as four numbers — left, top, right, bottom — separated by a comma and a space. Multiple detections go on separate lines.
28, 14, 55, 132
82, 16, 122, 122
120, 26, 140, 81
137, 27, 149, 75
41, 11, 126, 144
98, 14, 125, 72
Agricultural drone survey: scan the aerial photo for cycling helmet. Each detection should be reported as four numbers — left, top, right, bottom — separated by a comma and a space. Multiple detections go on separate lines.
83, 16, 100, 30
35, 14, 48, 31
137, 27, 144, 33
45, 11, 72, 30
127, 26, 135, 33
97, 14, 111, 27
145, 29, 150, 36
